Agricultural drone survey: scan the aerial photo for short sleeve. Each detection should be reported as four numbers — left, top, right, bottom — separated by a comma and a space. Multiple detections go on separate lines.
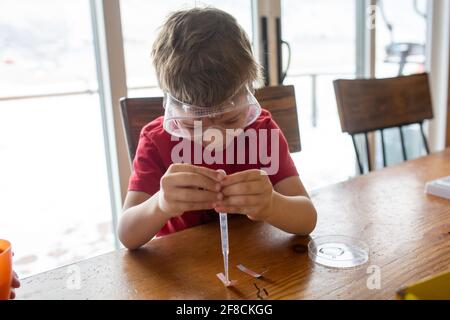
128, 131, 166, 196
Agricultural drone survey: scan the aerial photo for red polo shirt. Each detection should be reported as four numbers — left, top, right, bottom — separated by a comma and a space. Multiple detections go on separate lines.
128, 109, 298, 237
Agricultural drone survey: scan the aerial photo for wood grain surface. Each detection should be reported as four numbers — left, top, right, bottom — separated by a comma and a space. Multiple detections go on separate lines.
18, 149, 450, 300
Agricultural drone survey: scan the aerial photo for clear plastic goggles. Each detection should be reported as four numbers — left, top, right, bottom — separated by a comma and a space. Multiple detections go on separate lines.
163, 86, 262, 139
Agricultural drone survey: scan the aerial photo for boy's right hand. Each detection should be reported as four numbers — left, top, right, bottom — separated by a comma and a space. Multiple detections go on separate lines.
158, 164, 225, 218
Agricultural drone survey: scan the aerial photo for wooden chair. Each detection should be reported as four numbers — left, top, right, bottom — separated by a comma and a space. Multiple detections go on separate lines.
254, 85, 301, 153
120, 85, 301, 162
333, 73, 433, 174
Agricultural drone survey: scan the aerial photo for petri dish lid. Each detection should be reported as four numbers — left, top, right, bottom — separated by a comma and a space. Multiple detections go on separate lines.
308, 235, 369, 269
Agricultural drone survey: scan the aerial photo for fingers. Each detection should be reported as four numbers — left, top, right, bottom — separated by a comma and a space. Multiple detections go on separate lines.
160, 165, 227, 217
214, 204, 265, 221
165, 172, 221, 192
214, 195, 261, 216
221, 169, 265, 187
169, 164, 225, 182
222, 181, 264, 196
10, 262, 20, 300
217, 195, 261, 208
173, 201, 216, 212
160, 166, 272, 218
12, 271, 20, 288
168, 188, 222, 203
214, 206, 257, 216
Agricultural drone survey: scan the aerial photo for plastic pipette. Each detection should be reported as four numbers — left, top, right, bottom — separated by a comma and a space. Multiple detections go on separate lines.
219, 212, 229, 283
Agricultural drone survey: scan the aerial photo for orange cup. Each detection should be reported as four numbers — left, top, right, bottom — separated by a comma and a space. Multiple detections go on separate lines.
0, 240, 12, 300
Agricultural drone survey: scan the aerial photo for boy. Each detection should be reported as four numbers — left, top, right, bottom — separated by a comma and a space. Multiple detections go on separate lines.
118, 7, 317, 250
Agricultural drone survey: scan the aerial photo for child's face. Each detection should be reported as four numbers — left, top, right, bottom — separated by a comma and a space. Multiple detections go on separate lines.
176, 107, 249, 149
177, 106, 249, 134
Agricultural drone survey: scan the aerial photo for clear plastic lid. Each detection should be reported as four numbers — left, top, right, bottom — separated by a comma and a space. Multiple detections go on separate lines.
308, 235, 369, 269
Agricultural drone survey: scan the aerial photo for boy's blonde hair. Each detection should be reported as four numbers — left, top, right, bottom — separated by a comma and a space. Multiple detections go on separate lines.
152, 7, 261, 107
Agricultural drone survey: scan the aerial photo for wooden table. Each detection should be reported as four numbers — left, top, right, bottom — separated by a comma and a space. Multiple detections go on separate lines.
18, 149, 450, 299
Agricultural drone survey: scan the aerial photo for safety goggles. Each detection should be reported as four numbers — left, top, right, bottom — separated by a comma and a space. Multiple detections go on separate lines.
162, 86, 262, 139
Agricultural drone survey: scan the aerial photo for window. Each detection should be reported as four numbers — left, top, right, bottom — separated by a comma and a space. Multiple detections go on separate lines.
0, 0, 114, 276
374, 0, 429, 167
282, 0, 357, 189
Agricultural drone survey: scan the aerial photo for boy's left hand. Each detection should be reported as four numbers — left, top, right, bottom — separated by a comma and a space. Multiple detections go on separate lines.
214, 169, 274, 221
